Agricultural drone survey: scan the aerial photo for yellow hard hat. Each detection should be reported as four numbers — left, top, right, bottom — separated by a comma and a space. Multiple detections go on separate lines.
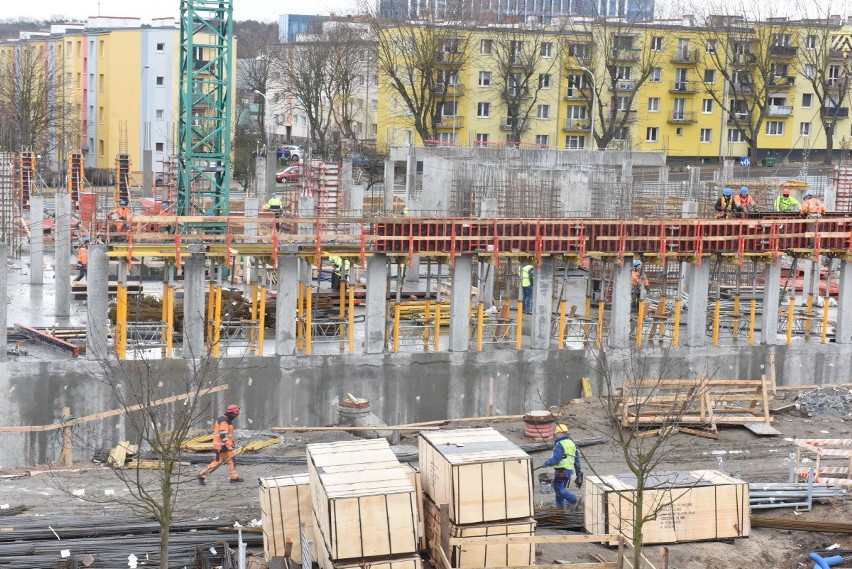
554, 423, 569, 434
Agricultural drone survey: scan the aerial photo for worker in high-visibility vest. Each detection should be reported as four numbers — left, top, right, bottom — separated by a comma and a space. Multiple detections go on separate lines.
774, 189, 800, 213
73, 237, 89, 282
198, 404, 244, 484
800, 193, 826, 218
263, 193, 283, 216
714, 188, 734, 218
328, 255, 351, 290
536, 424, 583, 510
733, 187, 757, 218
520, 263, 534, 314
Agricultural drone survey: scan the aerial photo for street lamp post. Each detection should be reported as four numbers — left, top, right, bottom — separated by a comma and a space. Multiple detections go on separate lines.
578, 66, 596, 151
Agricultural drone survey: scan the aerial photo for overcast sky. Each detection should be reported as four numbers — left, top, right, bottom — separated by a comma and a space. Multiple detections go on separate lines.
0, 0, 843, 22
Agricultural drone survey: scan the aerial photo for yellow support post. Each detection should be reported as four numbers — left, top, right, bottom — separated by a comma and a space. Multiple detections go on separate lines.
476, 303, 484, 352
516, 301, 523, 350
339, 282, 346, 319
557, 300, 566, 349
673, 299, 681, 348
206, 282, 215, 349
306, 286, 313, 356
733, 295, 740, 342
786, 297, 795, 345
347, 286, 355, 354
212, 285, 222, 358
805, 293, 814, 338
393, 305, 401, 353
423, 299, 431, 351
821, 298, 829, 344
636, 300, 646, 348
434, 303, 441, 352
583, 295, 591, 342
257, 288, 267, 356
165, 286, 174, 358
748, 299, 756, 346
160, 281, 168, 356
297, 282, 305, 351
596, 302, 604, 349
249, 282, 259, 353
712, 299, 721, 347
116, 284, 127, 360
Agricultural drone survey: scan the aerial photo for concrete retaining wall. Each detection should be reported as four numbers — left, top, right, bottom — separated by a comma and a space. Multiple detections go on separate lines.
0, 343, 848, 467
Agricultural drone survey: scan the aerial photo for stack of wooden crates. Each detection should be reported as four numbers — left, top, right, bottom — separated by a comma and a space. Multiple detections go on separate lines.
307, 439, 422, 569
259, 474, 316, 565
419, 428, 536, 568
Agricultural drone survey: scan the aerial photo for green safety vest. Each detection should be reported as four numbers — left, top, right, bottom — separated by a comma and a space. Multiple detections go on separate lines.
267, 197, 283, 210
555, 437, 577, 470
521, 265, 533, 288
329, 256, 350, 276
774, 196, 799, 212
402, 207, 410, 216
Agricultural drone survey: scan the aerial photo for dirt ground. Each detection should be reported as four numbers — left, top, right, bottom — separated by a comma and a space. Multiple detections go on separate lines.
1, 391, 850, 568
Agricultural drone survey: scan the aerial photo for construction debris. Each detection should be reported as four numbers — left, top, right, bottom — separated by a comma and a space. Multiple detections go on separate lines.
750, 515, 852, 534
796, 387, 852, 420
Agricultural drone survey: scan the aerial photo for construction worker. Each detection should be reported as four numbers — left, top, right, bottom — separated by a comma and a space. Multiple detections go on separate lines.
714, 188, 734, 218
520, 263, 534, 314
112, 200, 131, 232
539, 424, 583, 510
402, 206, 410, 216
198, 404, 244, 485
631, 260, 649, 308
800, 193, 826, 218
328, 255, 350, 291
263, 193, 283, 216
73, 237, 89, 282
733, 186, 757, 218
774, 189, 800, 213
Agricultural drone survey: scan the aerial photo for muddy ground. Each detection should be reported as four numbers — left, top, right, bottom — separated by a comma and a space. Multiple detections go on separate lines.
1, 390, 850, 568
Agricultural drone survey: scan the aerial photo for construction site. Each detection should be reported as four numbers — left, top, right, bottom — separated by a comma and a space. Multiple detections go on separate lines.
1, 1, 852, 569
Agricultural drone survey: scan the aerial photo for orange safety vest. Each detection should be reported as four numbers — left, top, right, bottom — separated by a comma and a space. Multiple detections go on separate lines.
733, 195, 756, 209
114, 207, 131, 219
800, 198, 825, 216
212, 415, 235, 451
77, 246, 88, 265
631, 269, 649, 287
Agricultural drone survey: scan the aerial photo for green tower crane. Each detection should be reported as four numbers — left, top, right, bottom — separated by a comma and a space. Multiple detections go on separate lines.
177, 0, 234, 222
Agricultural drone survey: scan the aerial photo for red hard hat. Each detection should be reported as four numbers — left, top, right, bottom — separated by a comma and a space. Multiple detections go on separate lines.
226, 404, 241, 415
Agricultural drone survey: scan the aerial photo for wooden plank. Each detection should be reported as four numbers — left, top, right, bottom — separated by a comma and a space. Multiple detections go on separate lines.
259, 474, 315, 564
447, 534, 620, 546
14, 323, 81, 357
677, 427, 719, 440
125, 459, 190, 469
271, 426, 440, 432
743, 422, 782, 436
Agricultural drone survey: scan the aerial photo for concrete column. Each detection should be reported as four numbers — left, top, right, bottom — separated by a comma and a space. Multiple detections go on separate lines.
449, 255, 472, 352
405, 257, 420, 283
29, 195, 44, 285
255, 153, 268, 204
608, 262, 632, 348
684, 261, 711, 347
364, 253, 388, 354
275, 255, 299, 355
836, 260, 852, 344
799, 260, 814, 297
384, 159, 395, 213
182, 251, 206, 358
85, 244, 109, 360
479, 261, 495, 307
142, 148, 153, 198
0, 244, 7, 359
405, 151, 416, 204
54, 192, 72, 318
244, 198, 259, 237
531, 258, 554, 350
761, 261, 782, 345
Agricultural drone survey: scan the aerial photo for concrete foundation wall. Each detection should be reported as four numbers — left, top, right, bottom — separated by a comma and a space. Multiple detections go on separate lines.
0, 343, 849, 468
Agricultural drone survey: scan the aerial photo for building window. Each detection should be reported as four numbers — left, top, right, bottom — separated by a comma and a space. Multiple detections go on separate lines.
700, 128, 712, 143
437, 132, 456, 144
614, 127, 628, 140
728, 129, 745, 142
648, 97, 660, 112
702, 99, 713, 113
156, 109, 164, 119
66, 40, 72, 56
804, 64, 815, 78
806, 35, 818, 50
540, 42, 553, 57
475, 133, 489, 147
478, 71, 491, 87
646, 127, 658, 142
156, 76, 164, 86
650, 36, 663, 51
802, 93, 813, 108
765, 121, 784, 135
371, 99, 378, 111
615, 66, 632, 81
537, 104, 550, 119
155, 142, 165, 152
440, 101, 458, 116
615, 96, 631, 111
800, 122, 810, 136
706, 40, 717, 54
76, 73, 81, 89
98, 106, 104, 124
156, 42, 165, 52
99, 40, 105, 57
569, 43, 590, 59
565, 135, 585, 149
538, 73, 551, 89
535, 134, 549, 146
76, 40, 81, 57
704, 69, 715, 84
649, 67, 661, 82
480, 39, 492, 55
477, 102, 490, 117
98, 140, 104, 157
98, 74, 104, 92
676, 127, 683, 136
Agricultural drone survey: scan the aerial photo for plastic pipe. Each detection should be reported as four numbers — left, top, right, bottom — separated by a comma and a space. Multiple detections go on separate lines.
809, 553, 844, 569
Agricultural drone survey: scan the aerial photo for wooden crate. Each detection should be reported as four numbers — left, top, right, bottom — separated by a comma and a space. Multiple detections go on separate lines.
419, 428, 533, 525
423, 495, 535, 568
307, 439, 419, 561
258, 474, 316, 564
584, 469, 749, 545
401, 464, 426, 552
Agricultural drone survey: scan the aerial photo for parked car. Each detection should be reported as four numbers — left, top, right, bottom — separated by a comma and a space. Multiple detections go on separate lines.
276, 165, 301, 183
276, 145, 303, 162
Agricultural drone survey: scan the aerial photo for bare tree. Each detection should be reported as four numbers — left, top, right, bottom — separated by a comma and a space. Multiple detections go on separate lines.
235, 20, 279, 133
492, 25, 563, 145
793, 8, 852, 164
568, 18, 665, 150
695, 3, 796, 158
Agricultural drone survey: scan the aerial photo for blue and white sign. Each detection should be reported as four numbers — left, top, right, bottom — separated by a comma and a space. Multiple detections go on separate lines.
740, 157, 750, 168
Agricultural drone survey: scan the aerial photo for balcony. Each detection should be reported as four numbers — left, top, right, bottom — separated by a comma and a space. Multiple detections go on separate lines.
614, 80, 637, 91
728, 112, 750, 125
611, 48, 641, 62
732, 82, 754, 95
770, 45, 797, 58
766, 105, 792, 117
825, 107, 850, 118
610, 109, 638, 123
829, 49, 847, 61
435, 51, 461, 65
768, 76, 795, 89
435, 115, 464, 129
505, 87, 531, 99
671, 49, 699, 64
732, 53, 756, 66
563, 118, 591, 132
500, 118, 529, 131
668, 111, 697, 124
670, 81, 699, 94
435, 82, 465, 96
564, 88, 590, 101
827, 78, 846, 91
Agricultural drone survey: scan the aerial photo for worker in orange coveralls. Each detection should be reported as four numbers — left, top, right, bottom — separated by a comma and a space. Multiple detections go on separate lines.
198, 404, 244, 484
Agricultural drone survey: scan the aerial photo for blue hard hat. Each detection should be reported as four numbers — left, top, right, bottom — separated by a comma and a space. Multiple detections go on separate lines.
120, 200, 127, 205
740, 186, 749, 194
632, 260, 642, 268
82, 236, 90, 242
723, 188, 732, 196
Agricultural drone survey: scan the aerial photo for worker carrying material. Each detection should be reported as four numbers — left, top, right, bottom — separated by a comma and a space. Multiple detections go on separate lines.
774, 189, 800, 213
198, 404, 244, 484
73, 237, 89, 282
263, 193, 283, 216
535, 423, 583, 510
733, 187, 757, 217
520, 263, 534, 314
800, 193, 826, 218
714, 188, 734, 218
